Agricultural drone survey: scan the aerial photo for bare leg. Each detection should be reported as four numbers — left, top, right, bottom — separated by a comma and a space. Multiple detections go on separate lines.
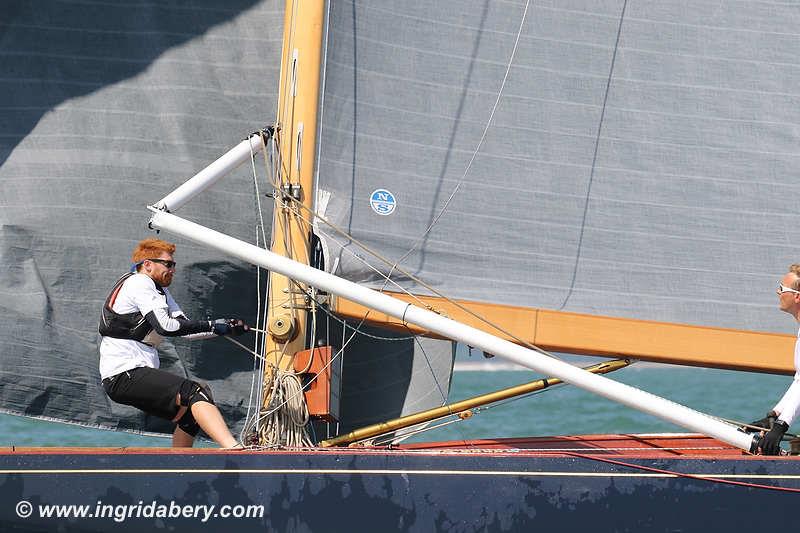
172, 425, 195, 447
191, 401, 238, 448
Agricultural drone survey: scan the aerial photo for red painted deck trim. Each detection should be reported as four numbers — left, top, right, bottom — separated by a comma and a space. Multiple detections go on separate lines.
0, 434, 787, 460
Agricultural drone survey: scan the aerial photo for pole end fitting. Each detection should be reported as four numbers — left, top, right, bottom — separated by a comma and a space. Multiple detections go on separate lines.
749, 434, 761, 454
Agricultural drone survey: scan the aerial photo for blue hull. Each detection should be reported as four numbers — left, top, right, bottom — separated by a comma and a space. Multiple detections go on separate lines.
0, 443, 797, 532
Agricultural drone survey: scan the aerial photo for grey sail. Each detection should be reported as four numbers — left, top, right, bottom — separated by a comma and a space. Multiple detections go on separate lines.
0, 0, 283, 436
315, 317, 455, 440
315, 0, 800, 334
0, 0, 456, 441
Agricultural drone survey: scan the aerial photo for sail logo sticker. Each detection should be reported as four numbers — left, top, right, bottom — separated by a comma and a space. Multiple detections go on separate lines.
370, 189, 396, 216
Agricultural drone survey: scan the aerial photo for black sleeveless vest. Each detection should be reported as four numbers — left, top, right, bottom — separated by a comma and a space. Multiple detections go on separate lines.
98, 273, 157, 341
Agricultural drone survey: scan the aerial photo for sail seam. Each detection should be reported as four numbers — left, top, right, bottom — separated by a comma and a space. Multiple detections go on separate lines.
337, 1, 621, 31
320, 92, 800, 128
324, 55, 800, 99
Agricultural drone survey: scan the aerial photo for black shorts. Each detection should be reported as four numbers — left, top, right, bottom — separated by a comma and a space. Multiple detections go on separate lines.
103, 367, 183, 423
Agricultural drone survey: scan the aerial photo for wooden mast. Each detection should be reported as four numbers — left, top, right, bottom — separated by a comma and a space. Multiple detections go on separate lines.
264, 3, 325, 377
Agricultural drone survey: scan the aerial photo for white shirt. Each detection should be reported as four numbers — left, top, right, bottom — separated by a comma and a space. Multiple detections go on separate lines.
773, 326, 800, 426
98, 273, 183, 379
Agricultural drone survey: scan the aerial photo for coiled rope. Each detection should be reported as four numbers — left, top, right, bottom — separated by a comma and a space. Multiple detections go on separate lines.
258, 367, 313, 447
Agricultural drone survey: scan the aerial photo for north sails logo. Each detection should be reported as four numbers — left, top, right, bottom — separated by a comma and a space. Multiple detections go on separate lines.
369, 189, 396, 216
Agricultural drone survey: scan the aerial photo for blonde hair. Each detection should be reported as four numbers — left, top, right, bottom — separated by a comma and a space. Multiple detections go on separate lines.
132, 238, 176, 264
789, 264, 800, 289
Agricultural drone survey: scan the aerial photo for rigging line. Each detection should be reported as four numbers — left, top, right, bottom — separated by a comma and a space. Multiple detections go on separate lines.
241, 226, 267, 439
313, 302, 414, 341
290, 212, 437, 411
282, 185, 561, 360
561, 451, 800, 494
313, 0, 332, 202
369, 414, 469, 447
408, 335, 474, 447
557, 0, 628, 311
250, 137, 271, 355
271, 134, 560, 362
473, 359, 640, 414
291, 207, 431, 313
279, 0, 299, 131
249, 134, 270, 250
386, 0, 532, 270
223, 336, 266, 361
266, 147, 431, 354
413, 335, 451, 405
241, 141, 275, 439
261, 22, 561, 364
717, 416, 798, 440
367, 360, 638, 446
268, 136, 315, 284
326, 309, 336, 441
254, 134, 300, 424
254, 304, 373, 424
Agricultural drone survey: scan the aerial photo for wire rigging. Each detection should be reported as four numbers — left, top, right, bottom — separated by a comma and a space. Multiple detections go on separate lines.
267, 137, 563, 361
387, 0, 532, 270
240, 0, 582, 448
558, 0, 629, 310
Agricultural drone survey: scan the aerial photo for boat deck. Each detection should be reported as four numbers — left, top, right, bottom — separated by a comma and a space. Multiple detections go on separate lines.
400, 432, 759, 458
0, 433, 783, 459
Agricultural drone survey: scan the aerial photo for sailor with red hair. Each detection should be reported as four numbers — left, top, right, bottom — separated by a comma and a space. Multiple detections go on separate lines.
99, 238, 249, 448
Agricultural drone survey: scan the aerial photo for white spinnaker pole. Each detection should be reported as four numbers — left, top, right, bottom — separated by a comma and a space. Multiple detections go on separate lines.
153, 132, 267, 213
148, 209, 757, 453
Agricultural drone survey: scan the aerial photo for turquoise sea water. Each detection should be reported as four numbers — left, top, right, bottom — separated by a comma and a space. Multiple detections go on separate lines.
0, 364, 792, 447
408, 365, 791, 443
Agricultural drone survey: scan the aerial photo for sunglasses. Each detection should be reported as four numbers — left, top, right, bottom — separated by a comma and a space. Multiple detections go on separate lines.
778, 283, 800, 295
146, 258, 176, 269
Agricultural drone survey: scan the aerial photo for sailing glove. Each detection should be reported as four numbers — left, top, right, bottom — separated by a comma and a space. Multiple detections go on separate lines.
210, 318, 250, 336
759, 419, 789, 455
749, 410, 778, 431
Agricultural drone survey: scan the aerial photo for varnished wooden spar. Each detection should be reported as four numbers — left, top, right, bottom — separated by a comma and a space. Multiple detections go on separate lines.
319, 359, 631, 448
264, 0, 326, 372
333, 294, 795, 374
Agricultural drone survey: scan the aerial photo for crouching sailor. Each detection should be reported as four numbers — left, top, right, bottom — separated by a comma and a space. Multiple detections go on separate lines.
99, 237, 249, 448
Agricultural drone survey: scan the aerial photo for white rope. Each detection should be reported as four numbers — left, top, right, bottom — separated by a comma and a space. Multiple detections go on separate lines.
238, 139, 274, 444
258, 368, 313, 447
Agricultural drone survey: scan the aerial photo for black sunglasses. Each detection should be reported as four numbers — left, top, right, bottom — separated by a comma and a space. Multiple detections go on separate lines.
146, 258, 176, 269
